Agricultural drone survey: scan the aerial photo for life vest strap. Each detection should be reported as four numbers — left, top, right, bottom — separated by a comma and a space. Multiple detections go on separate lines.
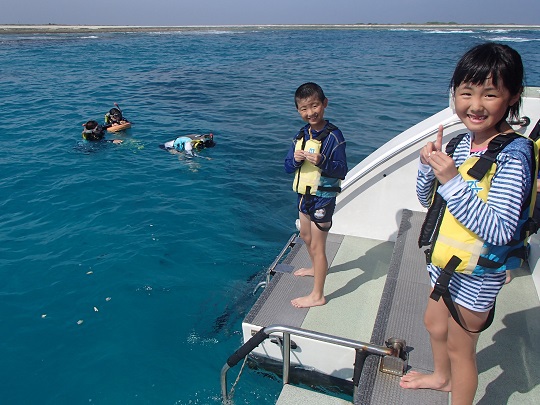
430, 255, 495, 333
467, 133, 522, 180
528, 118, 540, 141
314, 221, 332, 232
522, 217, 540, 236
430, 255, 461, 302
418, 193, 446, 248
295, 123, 338, 141
318, 186, 341, 193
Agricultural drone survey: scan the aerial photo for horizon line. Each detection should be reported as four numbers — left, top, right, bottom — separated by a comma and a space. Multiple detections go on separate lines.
2, 22, 540, 34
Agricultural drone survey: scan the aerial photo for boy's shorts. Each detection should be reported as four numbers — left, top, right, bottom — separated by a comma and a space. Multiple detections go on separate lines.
297, 195, 336, 226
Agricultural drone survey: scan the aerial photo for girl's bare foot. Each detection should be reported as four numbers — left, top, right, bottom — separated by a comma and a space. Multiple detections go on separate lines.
291, 294, 326, 308
399, 371, 451, 391
293, 267, 314, 277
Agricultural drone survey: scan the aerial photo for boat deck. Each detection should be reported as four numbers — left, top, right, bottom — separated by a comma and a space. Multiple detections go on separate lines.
243, 210, 540, 404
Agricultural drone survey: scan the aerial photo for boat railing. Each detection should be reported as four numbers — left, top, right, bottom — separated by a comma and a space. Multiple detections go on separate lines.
220, 324, 407, 403
340, 116, 463, 193
341, 114, 533, 193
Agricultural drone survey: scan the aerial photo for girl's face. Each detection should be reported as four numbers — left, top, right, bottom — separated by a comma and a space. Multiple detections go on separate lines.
453, 77, 521, 140
296, 95, 328, 131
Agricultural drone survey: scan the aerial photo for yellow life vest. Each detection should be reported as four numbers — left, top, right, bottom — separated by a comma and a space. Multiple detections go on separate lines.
292, 124, 342, 196
293, 136, 322, 195
427, 133, 538, 275
430, 155, 495, 273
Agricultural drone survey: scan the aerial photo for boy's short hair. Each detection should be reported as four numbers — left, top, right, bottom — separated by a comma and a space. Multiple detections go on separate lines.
84, 120, 98, 130
295, 82, 326, 108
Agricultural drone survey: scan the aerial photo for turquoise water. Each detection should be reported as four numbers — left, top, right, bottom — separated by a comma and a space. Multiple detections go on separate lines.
1, 27, 540, 404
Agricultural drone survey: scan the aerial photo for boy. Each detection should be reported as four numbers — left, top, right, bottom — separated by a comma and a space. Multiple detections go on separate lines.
284, 82, 348, 308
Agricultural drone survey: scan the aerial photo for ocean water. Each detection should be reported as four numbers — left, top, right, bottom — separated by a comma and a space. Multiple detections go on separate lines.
1, 27, 539, 404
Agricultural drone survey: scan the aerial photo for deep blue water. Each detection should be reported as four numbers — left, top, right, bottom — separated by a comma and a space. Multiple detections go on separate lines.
0, 27, 539, 404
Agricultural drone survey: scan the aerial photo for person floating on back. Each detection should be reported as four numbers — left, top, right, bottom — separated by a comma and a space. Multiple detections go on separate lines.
161, 133, 215, 159
284, 82, 348, 308
401, 43, 537, 404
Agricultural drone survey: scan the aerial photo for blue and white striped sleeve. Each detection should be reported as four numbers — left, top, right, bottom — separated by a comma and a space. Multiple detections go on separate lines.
416, 160, 437, 208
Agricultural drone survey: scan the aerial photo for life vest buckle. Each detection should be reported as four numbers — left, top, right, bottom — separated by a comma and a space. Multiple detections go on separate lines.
423, 248, 431, 265
430, 271, 451, 302
429, 255, 462, 302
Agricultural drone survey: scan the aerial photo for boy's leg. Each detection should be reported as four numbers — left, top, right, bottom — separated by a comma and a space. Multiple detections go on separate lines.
400, 296, 452, 391
294, 212, 314, 276
291, 220, 329, 308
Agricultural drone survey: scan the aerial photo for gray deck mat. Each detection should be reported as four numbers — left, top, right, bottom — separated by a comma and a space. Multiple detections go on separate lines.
355, 209, 448, 404
244, 215, 446, 404
244, 233, 344, 328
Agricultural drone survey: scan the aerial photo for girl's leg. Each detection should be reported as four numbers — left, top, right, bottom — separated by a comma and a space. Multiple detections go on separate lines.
445, 306, 487, 405
400, 296, 452, 391
291, 219, 330, 308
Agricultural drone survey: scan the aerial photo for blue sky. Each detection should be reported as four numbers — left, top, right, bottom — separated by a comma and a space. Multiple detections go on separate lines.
1, 0, 539, 26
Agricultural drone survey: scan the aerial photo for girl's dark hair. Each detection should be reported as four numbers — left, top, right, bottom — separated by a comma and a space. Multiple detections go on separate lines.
295, 82, 326, 108
450, 42, 524, 121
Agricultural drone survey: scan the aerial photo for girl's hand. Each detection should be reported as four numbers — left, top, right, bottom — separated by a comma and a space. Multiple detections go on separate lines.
425, 126, 458, 184
429, 150, 459, 184
420, 125, 444, 164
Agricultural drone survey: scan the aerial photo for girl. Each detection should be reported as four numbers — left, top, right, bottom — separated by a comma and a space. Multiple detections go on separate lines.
400, 43, 535, 405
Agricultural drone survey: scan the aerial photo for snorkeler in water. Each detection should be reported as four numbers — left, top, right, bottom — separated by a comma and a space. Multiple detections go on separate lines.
82, 121, 123, 144
161, 133, 215, 159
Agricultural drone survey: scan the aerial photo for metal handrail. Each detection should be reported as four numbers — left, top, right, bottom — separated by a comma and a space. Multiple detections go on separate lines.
340, 116, 462, 193
221, 324, 406, 403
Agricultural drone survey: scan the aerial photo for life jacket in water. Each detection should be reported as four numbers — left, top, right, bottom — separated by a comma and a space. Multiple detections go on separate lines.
419, 132, 538, 332
173, 136, 193, 152
292, 124, 342, 197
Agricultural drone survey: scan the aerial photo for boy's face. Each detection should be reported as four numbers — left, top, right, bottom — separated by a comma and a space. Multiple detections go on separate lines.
296, 95, 328, 131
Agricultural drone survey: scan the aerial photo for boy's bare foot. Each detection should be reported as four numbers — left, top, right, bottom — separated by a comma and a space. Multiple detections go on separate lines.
293, 267, 314, 277
291, 295, 326, 308
399, 371, 451, 391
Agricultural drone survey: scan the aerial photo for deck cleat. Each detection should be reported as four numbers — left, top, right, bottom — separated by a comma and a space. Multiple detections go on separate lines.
379, 337, 408, 376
